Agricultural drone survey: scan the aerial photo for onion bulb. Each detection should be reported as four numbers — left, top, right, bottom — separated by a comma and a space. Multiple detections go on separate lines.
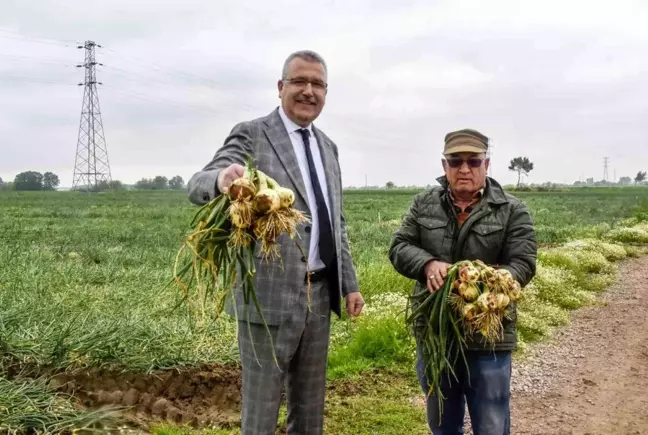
253, 189, 281, 215
462, 303, 479, 321
476, 292, 490, 312
495, 268, 514, 286
480, 267, 495, 283
495, 293, 510, 309
229, 178, 256, 201
459, 264, 480, 283
477, 292, 498, 312
458, 281, 480, 302
230, 201, 253, 229
507, 281, 522, 301
276, 187, 295, 208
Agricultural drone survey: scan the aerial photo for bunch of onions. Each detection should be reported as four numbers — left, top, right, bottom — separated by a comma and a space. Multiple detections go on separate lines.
406, 259, 523, 422
450, 261, 522, 342
172, 160, 309, 363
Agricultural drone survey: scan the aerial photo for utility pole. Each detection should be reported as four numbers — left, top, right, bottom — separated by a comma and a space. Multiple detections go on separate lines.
603, 157, 609, 183
487, 138, 494, 177
73, 40, 112, 191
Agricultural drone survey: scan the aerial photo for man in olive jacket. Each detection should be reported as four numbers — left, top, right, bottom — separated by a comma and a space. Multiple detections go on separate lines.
388, 129, 537, 435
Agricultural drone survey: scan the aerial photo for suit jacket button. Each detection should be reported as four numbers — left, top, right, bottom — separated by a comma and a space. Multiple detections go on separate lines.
305, 226, 311, 234
301, 256, 307, 263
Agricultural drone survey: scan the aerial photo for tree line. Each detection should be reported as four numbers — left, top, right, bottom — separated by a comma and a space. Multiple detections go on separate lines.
0, 171, 187, 191
382, 156, 647, 189
0, 171, 60, 191
573, 171, 647, 186
2, 165, 646, 192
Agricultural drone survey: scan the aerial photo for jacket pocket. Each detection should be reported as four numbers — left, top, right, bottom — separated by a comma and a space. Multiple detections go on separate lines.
466, 223, 504, 264
470, 223, 504, 237
417, 217, 452, 259
416, 217, 448, 231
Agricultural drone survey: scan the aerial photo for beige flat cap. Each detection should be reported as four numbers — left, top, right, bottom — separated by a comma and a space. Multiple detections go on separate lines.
443, 128, 489, 155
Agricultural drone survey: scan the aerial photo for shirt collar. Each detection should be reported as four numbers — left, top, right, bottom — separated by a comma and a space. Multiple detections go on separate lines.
448, 186, 484, 204
278, 105, 313, 135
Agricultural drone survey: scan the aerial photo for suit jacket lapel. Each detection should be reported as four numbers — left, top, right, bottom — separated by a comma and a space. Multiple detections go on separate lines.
262, 109, 309, 208
312, 126, 340, 233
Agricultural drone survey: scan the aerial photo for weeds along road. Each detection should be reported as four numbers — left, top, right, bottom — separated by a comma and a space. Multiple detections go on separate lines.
508, 255, 648, 435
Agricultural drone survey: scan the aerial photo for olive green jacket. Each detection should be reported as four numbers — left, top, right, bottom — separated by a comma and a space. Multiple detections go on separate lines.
388, 176, 537, 351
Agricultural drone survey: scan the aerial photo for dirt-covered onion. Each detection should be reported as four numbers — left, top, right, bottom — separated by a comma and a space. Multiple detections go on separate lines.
228, 178, 256, 201
459, 264, 481, 283
458, 281, 480, 302
254, 189, 281, 215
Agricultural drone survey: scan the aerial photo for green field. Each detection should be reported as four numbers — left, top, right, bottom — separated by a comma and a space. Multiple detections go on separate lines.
1, 187, 648, 434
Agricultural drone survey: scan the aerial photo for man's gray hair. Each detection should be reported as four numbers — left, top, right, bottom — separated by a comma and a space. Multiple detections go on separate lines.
281, 50, 328, 79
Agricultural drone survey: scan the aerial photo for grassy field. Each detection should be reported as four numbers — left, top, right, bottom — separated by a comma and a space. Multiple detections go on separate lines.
1, 187, 648, 434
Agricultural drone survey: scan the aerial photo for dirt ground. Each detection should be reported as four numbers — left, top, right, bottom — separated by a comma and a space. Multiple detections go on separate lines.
52, 363, 242, 429
45, 256, 648, 433
509, 256, 648, 435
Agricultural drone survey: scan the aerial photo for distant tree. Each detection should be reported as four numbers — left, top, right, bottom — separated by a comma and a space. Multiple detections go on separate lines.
636, 171, 647, 185
385, 181, 395, 189
42, 172, 60, 191
14, 171, 44, 191
508, 157, 534, 188
618, 176, 632, 186
0, 181, 14, 191
169, 175, 185, 190
0, 177, 3, 185
135, 178, 153, 189
153, 176, 169, 190
89, 180, 110, 192
108, 180, 124, 190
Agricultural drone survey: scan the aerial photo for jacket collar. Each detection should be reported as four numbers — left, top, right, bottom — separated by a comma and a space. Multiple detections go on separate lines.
435, 175, 509, 205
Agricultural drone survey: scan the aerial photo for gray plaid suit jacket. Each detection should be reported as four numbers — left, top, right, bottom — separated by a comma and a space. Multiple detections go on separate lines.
187, 107, 359, 325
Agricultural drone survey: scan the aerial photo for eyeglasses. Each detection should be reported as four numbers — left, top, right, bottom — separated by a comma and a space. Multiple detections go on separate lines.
283, 78, 328, 91
445, 157, 484, 168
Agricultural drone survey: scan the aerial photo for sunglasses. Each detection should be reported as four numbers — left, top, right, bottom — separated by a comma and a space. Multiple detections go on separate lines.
445, 157, 484, 168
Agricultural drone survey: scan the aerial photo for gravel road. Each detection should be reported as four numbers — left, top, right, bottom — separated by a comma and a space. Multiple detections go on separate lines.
509, 255, 648, 435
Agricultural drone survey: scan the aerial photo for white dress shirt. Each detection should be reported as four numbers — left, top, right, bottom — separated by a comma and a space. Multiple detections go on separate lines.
278, 105, 332, 271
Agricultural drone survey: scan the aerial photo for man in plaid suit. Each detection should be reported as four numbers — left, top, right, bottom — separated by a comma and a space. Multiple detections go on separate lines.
187, 50, 365, 435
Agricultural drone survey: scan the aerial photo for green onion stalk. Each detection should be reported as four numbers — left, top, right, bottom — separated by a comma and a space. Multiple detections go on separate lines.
406, 259, 523, 423
172, 158, 309, 367
405, 262, 469, 424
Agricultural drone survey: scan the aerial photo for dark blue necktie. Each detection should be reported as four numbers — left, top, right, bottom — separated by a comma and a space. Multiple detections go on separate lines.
298, 128, 341, 316
298, 128, 335, 268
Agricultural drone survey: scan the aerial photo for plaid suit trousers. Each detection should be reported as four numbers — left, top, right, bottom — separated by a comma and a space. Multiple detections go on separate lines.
238, 279, 331, 435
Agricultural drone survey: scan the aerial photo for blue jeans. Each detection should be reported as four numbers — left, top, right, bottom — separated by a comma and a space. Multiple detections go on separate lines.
416, 344, 512, 435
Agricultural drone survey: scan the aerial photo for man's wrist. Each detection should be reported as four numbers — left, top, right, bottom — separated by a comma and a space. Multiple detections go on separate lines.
214, 170, 224, 194
419, 257, 435, 283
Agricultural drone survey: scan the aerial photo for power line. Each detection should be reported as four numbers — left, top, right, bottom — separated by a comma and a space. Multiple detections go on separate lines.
0, 74, 74, 85
99, 46, 246, 91
0, 29, 77, 47
0, 53, 74, 66
102, 84, 239, 114
603, 157, 609, 182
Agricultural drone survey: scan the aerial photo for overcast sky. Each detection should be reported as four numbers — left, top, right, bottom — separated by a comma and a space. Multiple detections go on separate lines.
1, 0, 647, 188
